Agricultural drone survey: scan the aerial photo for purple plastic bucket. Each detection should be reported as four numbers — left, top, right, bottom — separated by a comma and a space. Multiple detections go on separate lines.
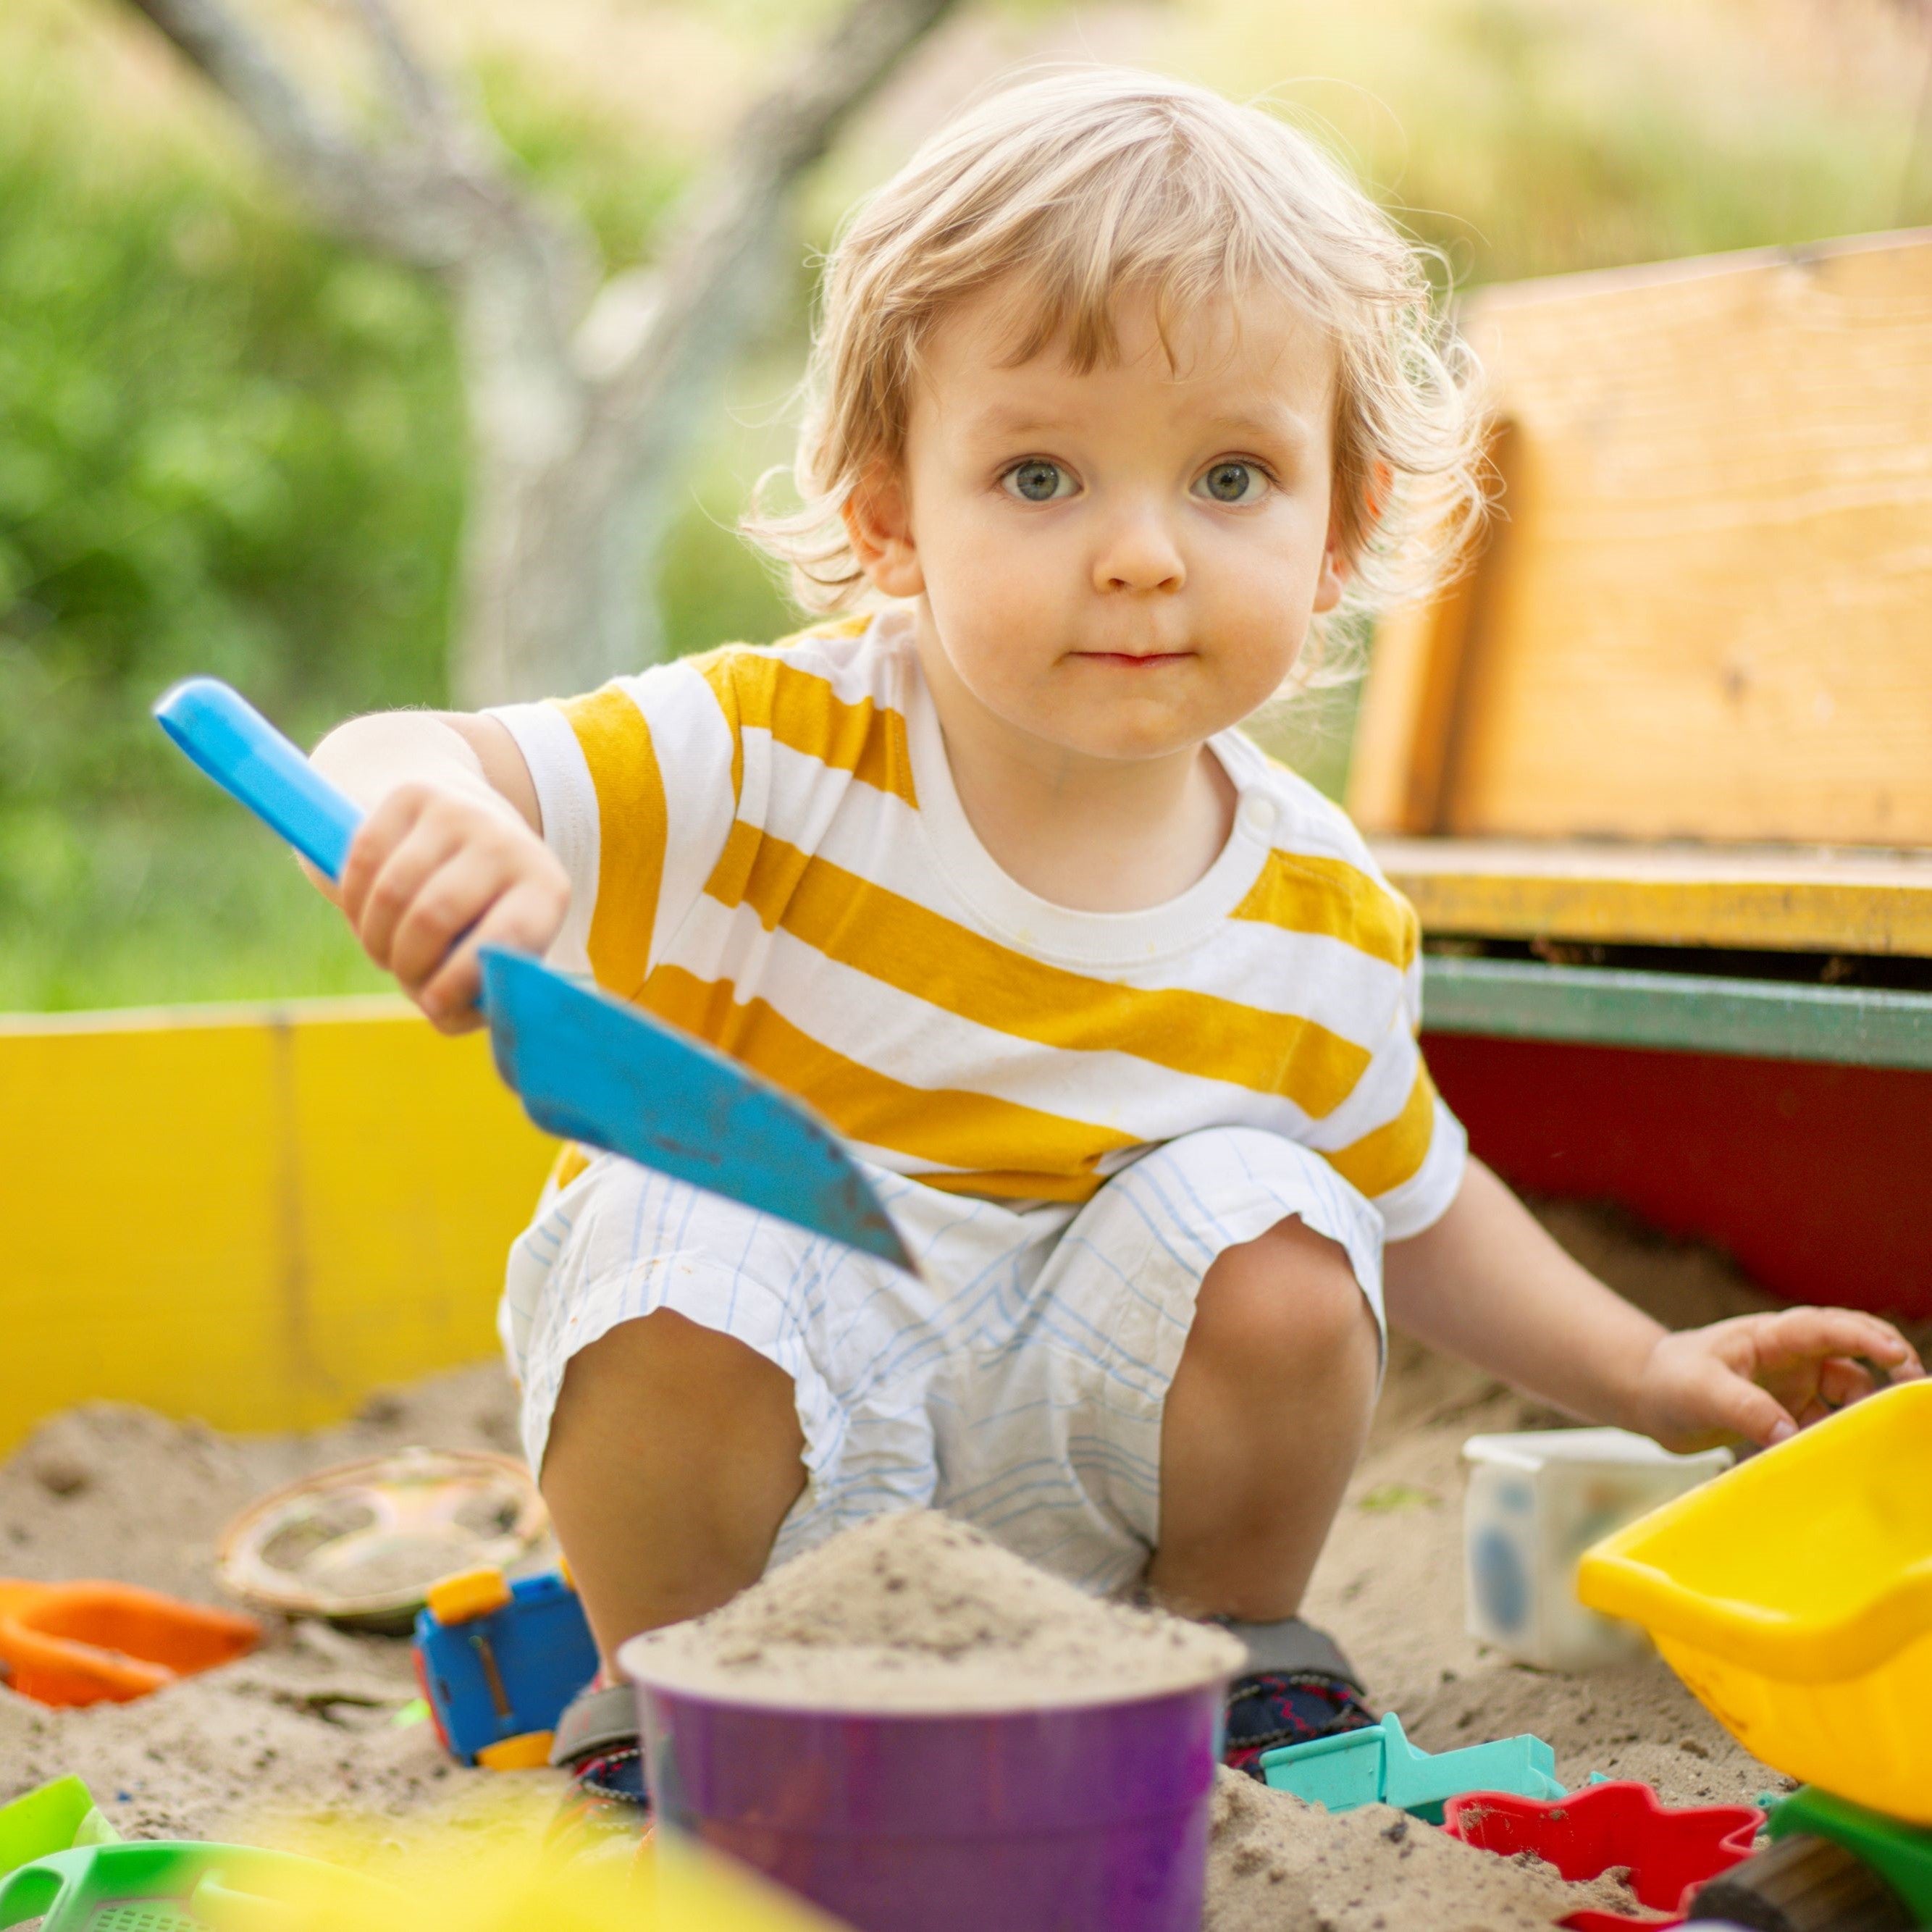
620, 1643, 1229, 1932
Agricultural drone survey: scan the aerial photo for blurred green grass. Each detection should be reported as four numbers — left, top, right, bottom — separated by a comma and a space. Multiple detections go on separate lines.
1, 0, 1927, 1012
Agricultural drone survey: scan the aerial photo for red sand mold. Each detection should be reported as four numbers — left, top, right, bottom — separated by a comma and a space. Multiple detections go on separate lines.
1443, 1780, 1763, 1931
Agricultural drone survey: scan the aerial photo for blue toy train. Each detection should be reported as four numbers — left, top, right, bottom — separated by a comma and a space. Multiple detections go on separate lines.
412, 1566, 598, 1769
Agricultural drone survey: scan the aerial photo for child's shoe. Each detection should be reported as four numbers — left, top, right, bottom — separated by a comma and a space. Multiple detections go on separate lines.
1215, 1616, 1377, 1778
547, 1683, 651, 1860
1222, 1668, 1377, 1775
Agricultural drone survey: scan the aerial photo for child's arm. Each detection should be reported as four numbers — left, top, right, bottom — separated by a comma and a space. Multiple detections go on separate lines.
307, 711, 568, 1033
1384, 1157, 1924, 1450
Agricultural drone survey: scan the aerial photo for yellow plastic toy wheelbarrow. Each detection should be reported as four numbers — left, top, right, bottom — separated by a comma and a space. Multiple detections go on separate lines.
1577, 1380, 1932, 1823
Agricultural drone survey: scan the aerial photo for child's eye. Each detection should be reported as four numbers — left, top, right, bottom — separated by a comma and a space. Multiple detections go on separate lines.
1194, 461, 1270, 505
1001, 458, 1075, 503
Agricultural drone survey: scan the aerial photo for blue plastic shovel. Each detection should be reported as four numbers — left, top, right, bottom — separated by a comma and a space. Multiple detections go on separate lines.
152, 677, 915, 1272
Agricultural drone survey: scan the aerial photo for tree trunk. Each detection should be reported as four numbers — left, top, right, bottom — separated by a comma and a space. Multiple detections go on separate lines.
117, 0, 967, 706
454, 428, 665, 707
453, 259, 778, 704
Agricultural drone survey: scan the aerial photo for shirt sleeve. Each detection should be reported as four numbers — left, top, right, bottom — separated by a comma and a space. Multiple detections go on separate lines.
485, 659, 738, 1000
1313, 888, 1469, 1240
483, 697, 604, 981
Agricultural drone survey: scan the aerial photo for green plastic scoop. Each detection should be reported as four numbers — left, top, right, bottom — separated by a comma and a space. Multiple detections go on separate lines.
0, 1778, 117, 1885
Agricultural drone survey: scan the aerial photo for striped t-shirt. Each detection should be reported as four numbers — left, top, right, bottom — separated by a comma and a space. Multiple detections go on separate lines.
490, 607, 1466, 1239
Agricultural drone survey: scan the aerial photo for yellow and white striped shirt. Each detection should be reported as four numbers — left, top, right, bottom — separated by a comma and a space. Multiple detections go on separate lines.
490, 608, 1465, 1238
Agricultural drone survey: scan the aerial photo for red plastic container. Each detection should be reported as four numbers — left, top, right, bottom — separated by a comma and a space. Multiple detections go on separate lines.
1442, 1781, 1763, 1931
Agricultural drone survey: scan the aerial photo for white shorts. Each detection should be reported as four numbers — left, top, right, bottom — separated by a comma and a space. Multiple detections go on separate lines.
500, 1127, 1386, 1596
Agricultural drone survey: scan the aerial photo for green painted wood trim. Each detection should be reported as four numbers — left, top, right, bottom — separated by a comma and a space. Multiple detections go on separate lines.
1421, 957, 1932, 1070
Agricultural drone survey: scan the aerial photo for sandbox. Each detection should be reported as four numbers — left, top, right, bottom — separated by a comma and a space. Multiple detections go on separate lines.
0, 1208, 1811, 1925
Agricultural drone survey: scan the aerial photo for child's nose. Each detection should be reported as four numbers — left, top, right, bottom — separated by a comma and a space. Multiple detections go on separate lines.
1091, 505, 1185, 595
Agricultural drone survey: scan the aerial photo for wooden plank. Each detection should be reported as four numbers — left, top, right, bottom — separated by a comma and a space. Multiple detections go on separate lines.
1348, 424, 1519, 833
0, 999, 555, 1458
1379, 838, 1932, 955
1421, 956, 1932, 1068
1351, 228, 1932, 847
1344, 602, 1436, 835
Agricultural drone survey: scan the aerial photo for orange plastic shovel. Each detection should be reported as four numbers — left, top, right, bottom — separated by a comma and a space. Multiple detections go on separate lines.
0, 1579, 258, 1707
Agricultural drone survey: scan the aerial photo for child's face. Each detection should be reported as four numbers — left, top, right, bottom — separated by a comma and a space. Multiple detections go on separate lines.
852, 280, 1347, 765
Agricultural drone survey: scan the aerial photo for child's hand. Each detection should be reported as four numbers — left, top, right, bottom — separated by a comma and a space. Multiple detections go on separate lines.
335, 780, 569, 1034
1634, 1307, 1924, 1453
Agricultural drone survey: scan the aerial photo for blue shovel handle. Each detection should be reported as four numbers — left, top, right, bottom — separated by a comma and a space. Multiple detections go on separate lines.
153, 678, 364, 883
152, 677, 920, 1273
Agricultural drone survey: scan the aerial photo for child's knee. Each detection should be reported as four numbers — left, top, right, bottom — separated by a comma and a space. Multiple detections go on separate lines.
546, 1310, 805, 1492
1190, 1218, 1378, 1391
541, 1312, 808, 1650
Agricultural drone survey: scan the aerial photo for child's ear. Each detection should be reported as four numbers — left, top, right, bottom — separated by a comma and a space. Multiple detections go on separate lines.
841, 462, 924, 599
1313, 460, 1384, 615
1311, 530, 1351, 616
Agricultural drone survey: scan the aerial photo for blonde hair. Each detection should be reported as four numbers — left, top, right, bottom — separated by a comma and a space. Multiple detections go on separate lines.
745, 65, 1484, 679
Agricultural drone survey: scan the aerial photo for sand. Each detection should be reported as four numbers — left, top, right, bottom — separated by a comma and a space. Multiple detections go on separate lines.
7, 1203, 1915, 1916
626, 1510, 1244, 1711
1203, 1770, 1641, 1932
0, 1366, 536, 1842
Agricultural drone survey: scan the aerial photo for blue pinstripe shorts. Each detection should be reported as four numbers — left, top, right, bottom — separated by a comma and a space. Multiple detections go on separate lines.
500, 1126, 1385, 1596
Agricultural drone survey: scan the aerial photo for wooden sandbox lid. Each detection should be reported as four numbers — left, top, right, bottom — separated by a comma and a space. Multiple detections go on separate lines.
1350, 227, 1932, 965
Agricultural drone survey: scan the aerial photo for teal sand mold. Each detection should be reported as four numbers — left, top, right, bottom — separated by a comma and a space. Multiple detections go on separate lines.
1260, 1712, 1564, 1823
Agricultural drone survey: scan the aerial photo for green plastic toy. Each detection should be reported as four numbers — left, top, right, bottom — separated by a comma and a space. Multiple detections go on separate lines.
1259, 1711, 1566, 1823
0, 1841, 390, 1931
0, 1778, 117, 1882
1688, 1784, 1932, 1930
1770, 1786, 1932, 1919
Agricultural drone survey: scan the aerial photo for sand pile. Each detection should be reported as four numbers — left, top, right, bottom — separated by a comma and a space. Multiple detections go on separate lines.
626, 1509, 1246, 1710
1203, 1770, 1639, 1932
0, 1366, 535, 1842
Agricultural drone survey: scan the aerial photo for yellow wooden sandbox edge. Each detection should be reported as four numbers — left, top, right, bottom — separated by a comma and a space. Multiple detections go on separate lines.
0, 999, 556, 1459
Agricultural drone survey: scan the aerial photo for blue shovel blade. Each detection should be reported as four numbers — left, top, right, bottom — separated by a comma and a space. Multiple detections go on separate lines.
479, 948, 916, 1273
152, 675, 916, 1274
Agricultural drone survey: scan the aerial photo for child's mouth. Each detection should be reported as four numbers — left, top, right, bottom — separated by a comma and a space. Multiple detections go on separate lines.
1073, 650, 1193, 670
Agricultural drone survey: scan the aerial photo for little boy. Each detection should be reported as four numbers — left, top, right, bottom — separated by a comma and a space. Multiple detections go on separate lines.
308, 68, 1920, 1805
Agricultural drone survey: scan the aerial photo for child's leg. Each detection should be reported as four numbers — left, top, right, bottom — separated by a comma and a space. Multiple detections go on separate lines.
1148, 1214, 1379, 1622
539, 1309, 808, 1666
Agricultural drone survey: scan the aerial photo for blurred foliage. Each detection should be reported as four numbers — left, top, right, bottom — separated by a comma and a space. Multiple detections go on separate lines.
471, 51, 689, 267
1, 0, 1928, 1009
0, 10, 792, 1010
0, 40, 458, 1008
1171, 0, 1932, 285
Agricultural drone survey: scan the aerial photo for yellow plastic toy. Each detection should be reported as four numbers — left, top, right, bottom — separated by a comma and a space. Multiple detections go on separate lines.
1577, 1380, 1932, 1823
212, 1802, 846, 1932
